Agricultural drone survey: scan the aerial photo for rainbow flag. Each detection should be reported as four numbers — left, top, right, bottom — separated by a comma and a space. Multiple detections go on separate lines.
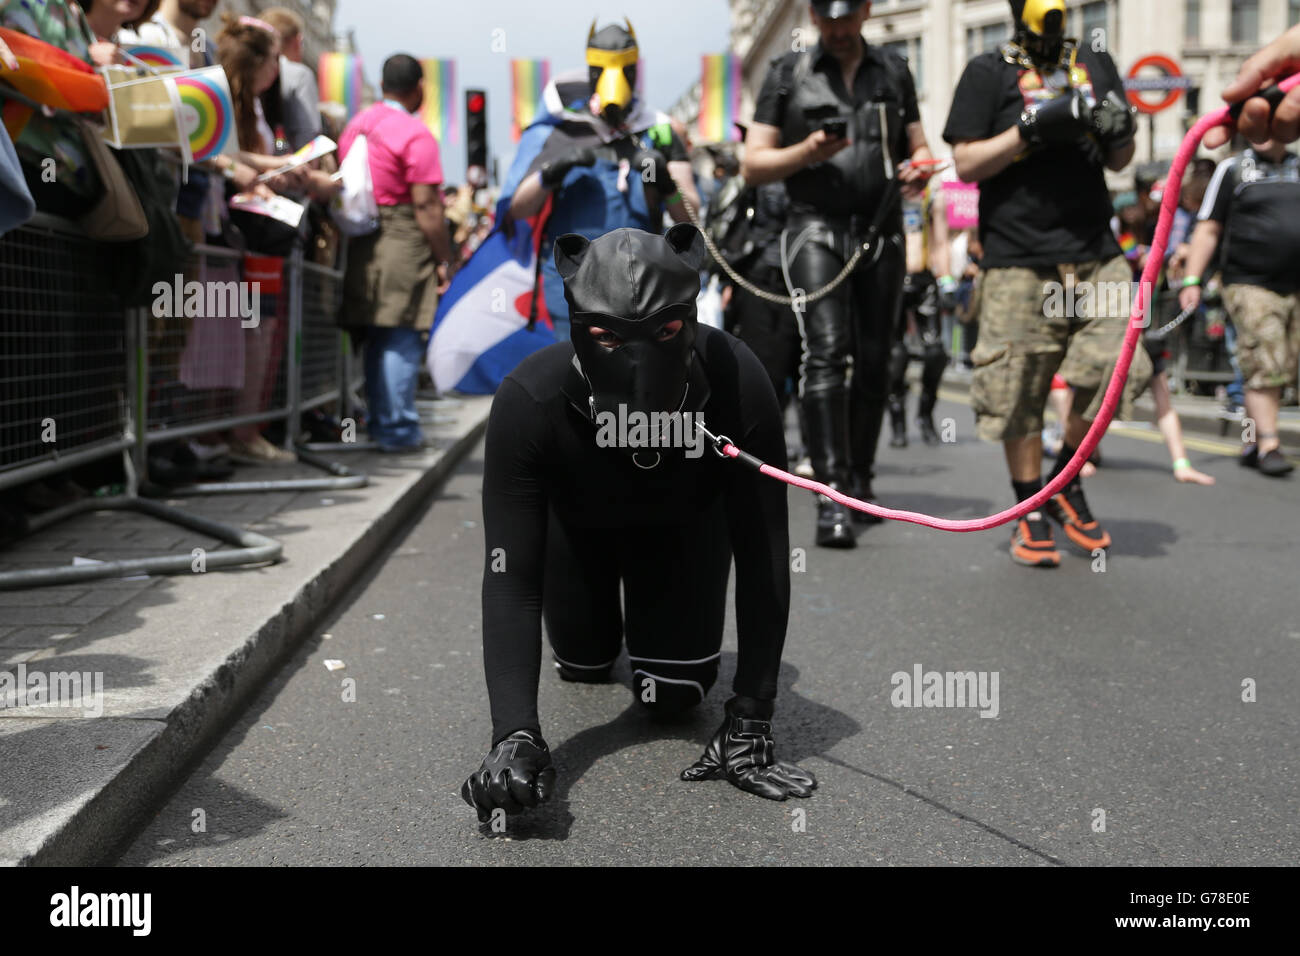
122, 44, 187, 71
168, 65, 237, 163
421, 58, 457, 145
318, 52, 363, 118
697, 53, 741, 143
510, 59, 549, 142
0, 26, 108, 116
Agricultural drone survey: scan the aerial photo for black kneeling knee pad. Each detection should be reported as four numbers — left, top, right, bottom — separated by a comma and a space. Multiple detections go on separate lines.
631, 659, 719, 715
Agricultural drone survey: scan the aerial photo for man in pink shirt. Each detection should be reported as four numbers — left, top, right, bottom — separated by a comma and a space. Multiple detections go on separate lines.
339, 54, 455, 451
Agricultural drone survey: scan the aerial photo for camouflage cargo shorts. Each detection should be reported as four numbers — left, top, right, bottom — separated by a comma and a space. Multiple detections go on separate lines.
1222, 284, 1300, 391
969, 256, 1152, 442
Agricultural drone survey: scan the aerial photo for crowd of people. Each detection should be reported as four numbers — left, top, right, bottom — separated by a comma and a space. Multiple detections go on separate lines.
0, 3, 485, 529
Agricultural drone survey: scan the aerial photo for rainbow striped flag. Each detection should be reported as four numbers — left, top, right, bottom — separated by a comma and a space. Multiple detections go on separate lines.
697, 53, 741, 143
510, 58, 550, 142
318, 52, 363, 118
421, 58, 457, 145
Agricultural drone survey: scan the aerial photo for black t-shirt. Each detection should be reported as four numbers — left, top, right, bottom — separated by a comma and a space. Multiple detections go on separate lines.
1199, 148, 1300, 294
942, 47, 1126, 268
479, 325, 791, 743
753, 40, 919, 218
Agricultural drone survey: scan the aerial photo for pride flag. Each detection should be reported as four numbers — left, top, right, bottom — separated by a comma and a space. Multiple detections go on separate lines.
0, 26, 108, 117
169, 65, 237, 163
318, 52, 363, 118
510, 58, 549, 142
697, 53, 740, 143
421, 58, 457, 145
121, 44, 186, 71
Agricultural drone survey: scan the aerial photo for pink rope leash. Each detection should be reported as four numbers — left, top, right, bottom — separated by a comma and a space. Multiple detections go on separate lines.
710, 74, 1300, 533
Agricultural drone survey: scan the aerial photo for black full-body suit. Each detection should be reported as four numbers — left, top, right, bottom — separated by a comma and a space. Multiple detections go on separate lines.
479, 325, 791, 744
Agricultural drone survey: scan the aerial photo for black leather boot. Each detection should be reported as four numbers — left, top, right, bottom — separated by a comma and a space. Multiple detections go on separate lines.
803, 391, 856, 549
848, 473, 885, 526
889, 396, 908, 447
918, 393, 941, 445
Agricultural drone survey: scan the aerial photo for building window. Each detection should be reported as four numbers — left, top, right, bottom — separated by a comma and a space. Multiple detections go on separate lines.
1185, 0, 1200, 43
965, 22, 1010, 61
882, 36, 923, 88
1231, 0, 1259, 46
1078, 0, 1108, 46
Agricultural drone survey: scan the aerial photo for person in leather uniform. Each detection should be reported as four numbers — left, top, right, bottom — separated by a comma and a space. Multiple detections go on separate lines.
742, 0, 935, 549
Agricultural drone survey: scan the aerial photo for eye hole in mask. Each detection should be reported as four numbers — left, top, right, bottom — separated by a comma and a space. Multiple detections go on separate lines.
586, 318, 683, 350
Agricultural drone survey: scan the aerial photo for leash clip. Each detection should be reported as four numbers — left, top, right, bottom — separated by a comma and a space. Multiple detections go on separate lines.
694, 420, 734, 459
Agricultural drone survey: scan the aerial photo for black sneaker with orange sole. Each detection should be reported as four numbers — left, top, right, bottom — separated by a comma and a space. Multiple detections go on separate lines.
1044, 484, 1112, 552
1011, 513, 1060, 568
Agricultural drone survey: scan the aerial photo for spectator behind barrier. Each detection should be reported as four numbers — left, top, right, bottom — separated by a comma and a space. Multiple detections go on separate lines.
259, 6, 321, 152
0, 0, 103, 217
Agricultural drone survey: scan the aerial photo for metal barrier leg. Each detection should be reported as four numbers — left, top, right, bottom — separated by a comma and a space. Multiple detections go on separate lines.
0, 496, 281, 590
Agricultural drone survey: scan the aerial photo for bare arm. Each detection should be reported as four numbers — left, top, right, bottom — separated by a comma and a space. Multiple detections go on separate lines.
1177, 219, 1223, 312
1107, 139, 1136, 172
951, 126, 1025, 183
509, 172, 548, 221
1181, 219, 1222, 282
411, 182, 454, 264
929, 190, 951, 278
740, 121, 847, 186
660, 159, 701, 223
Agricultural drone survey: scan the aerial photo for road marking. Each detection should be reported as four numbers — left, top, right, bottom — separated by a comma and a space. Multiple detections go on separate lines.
935, 387, 1298, 463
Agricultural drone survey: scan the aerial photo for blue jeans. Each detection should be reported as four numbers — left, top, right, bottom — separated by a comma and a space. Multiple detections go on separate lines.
363, 327, 425, 448
1223, 319, 1246, 405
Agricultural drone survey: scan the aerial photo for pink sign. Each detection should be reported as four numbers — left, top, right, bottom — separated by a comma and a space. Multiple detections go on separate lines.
944, 180, 979, 230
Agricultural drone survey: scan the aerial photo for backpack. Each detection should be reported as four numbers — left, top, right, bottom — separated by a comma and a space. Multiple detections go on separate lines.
331, 132, 379, 236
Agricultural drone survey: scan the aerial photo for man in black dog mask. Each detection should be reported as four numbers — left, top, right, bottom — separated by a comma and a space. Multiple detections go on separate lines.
461, 224, 817, 823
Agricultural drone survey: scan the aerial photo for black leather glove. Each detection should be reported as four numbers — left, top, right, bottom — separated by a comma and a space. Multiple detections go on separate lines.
539, 146, 596, 189
681, 696, 817, 800
461, 729, 556, 822
1092, 89, 1137, 150
1018, 87, 1092, 147
633, 147, 676, 198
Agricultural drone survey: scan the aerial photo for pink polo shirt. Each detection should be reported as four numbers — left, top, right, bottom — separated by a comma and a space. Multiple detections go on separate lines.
339, 101, 443, 206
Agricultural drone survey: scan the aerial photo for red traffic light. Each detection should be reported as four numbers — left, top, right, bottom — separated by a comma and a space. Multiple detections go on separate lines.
468, 92, 485, 113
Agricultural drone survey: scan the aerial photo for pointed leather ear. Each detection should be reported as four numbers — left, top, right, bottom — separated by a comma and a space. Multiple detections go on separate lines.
587, 18, 597, 46
554, 233, 591, 281
664, 223, 706, 272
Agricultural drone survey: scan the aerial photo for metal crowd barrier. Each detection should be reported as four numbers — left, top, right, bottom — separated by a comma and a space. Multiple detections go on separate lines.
0, 214, 283, 590
134, 242, 367, 495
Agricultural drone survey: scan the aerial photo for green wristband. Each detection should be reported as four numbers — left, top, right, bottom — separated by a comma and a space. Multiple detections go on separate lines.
1173, 457, 1191, 471
1182, 276, 1201, 287
665, 190, 682, 204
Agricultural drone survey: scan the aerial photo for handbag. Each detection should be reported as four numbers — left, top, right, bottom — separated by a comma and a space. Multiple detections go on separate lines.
74, 118, 148, 241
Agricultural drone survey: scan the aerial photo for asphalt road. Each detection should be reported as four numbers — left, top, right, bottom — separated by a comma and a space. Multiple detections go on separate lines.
116, 392, 1299, 866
